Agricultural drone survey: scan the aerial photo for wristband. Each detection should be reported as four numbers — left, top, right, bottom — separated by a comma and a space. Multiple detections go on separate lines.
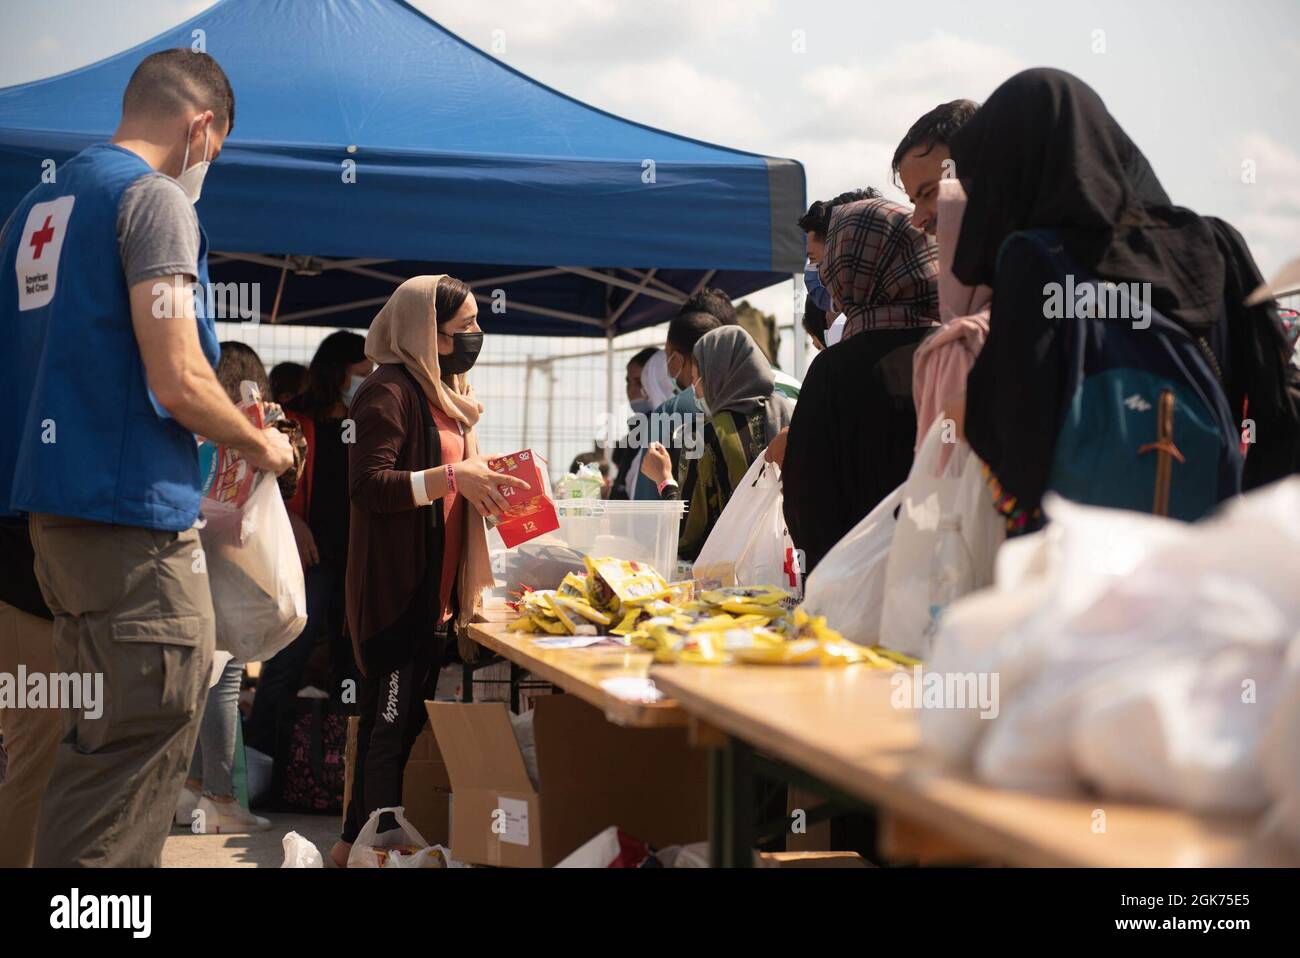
445, 463, 457, 495
656, 477, 677, 495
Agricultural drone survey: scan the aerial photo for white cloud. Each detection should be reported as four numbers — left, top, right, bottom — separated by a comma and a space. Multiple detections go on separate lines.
1228, 132, 1300, 275
795, 32, 1025, 145
586, 57, 770, 147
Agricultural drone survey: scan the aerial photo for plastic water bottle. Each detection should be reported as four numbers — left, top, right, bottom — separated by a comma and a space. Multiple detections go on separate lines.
924, 515, 974, 654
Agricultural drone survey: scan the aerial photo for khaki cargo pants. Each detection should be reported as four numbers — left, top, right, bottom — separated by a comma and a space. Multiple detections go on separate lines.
29, 514, 214, 868
0, 600, 61, 867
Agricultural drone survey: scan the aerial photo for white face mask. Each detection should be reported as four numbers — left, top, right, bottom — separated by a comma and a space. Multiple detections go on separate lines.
175, 116, 212, 205
342, 373, 367, 407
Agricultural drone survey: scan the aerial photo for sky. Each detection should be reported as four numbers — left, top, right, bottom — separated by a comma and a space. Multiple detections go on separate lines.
2, 0, 1298, 323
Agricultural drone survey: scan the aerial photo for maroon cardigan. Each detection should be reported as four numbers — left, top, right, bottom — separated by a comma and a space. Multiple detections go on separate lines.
344, 364, 437, 669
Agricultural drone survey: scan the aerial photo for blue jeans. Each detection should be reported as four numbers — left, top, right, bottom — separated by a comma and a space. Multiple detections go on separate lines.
188, 656, 242, 797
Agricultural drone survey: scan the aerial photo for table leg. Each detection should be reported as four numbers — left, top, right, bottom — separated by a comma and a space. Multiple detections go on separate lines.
708, 736, 755, 868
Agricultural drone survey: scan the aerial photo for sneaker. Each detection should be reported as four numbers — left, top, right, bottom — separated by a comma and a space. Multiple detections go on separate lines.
175, 785, 200, 827
193, 795, 273, 834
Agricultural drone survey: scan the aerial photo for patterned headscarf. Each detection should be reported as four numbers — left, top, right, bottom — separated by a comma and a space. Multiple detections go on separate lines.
819, 197, 940, 340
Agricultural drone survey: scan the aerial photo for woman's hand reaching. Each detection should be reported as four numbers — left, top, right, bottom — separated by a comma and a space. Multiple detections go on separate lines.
640, 442, 673, 485
455, 454, 531, 517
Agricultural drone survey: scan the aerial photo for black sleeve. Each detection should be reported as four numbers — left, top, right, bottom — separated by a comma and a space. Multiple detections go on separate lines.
964, 234, 1069, 516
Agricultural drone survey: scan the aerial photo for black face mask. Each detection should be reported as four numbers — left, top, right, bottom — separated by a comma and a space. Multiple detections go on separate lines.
440, 331, 483, 375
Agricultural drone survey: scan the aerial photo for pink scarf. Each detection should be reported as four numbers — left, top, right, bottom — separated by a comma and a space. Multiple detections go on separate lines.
912, 180, 992, 471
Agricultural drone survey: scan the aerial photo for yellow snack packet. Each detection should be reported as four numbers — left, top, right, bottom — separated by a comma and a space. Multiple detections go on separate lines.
557, 572, 591, 601
542, 593, 581, 634
552, 594, 612, 626
585, 556, 671, 607
532, 615, 568, 635
871, 646, 921, 667
610, 607, 642, 636
732, 638, 820, 665
507, 615, 537, 633
701, 586, 790, 607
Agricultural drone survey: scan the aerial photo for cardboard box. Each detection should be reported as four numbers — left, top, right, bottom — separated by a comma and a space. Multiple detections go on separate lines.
343, 717, 452, 847
426, 694, 708, 867
486, 449, 558, 548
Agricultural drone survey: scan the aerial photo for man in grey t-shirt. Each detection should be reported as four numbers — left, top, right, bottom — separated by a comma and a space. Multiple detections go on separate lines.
4, 50, 293, 869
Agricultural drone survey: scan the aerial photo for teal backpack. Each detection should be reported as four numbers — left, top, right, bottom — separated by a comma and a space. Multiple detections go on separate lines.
1017, 230, 1244, 520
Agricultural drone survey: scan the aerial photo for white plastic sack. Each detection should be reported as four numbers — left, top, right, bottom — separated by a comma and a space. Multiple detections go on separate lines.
692, 456, 799, 593
208, 650, 234, 689
923, 480, 1300, 816
280, 831, 323, 868
879, 421, 1002, 658
386, 845, 465, 868
202, 471, 307, 663
347, 806, 429, 869
800, 484, 903, 646
509, 709, 540, 790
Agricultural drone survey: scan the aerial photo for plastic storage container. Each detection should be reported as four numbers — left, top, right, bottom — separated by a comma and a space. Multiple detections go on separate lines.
488, 498, 687, 582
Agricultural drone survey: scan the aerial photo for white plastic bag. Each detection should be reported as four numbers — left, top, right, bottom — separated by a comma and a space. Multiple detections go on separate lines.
879, 422, 1003, 657
386, 845, 464, 868
692, 456, 799, 593
202, 471, 307, 663
347, 806, 429, 869
280, 831, 323, 868
800, 483, 903, 646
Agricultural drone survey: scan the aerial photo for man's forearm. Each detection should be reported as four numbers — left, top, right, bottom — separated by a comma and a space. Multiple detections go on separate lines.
158, 362, 270, 459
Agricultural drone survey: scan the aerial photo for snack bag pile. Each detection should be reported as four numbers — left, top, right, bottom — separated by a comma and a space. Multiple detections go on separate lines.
508, 558, 918, 669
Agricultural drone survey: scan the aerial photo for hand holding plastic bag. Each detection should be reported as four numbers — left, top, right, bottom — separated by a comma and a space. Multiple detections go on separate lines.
692, 456, 799, 593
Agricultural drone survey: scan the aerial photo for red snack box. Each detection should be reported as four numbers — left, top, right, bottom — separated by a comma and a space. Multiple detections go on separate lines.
487, 449, 559, 549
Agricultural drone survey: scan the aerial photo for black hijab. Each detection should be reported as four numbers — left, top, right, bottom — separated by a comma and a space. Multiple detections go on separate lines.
954, 67, 1298, 499
949, 68, 1224, 333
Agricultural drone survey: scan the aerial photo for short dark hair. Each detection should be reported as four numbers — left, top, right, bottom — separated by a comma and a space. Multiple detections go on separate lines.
680, 288, 735, 325
628, 346, 659, 370
269, 361, 308, 404
797, 188, 883, 238
890, 98, 979, 177
215, 341, 268, 404
801, 300, 827, 349
122, 49, 236, 133
666, 311, 722, 354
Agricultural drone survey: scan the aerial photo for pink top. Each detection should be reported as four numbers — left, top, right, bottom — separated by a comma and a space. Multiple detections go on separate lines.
911, 178, 993, 472
431, 403, 466, 624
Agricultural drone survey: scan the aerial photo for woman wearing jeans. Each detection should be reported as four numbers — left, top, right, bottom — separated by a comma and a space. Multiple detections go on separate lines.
177, 342, 306, 833
330, 275, 527, 867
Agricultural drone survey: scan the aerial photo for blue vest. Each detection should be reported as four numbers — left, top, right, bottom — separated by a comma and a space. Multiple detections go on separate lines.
2, 143, 219, 530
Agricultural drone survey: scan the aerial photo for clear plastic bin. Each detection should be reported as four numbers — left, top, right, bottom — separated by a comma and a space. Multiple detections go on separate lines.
488, 498, 687, 582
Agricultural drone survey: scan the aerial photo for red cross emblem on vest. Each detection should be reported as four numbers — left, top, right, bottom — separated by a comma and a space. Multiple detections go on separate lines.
30, 214, 56, 259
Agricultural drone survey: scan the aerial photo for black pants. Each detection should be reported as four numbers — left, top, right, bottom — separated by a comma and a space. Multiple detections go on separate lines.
340, 604, 447, 844
245, 559, 343, 755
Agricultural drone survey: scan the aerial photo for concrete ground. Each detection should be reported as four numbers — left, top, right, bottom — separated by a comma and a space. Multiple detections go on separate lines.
162, 811, 341, 868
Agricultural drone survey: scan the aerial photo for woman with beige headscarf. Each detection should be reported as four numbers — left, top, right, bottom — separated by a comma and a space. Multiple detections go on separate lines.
332, 275, 527, 867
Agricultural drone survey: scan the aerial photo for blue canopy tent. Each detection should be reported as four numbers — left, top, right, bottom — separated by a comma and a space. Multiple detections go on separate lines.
0, 0, 806, 348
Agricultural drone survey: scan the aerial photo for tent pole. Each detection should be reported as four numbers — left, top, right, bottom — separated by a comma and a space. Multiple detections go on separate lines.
605, 326, 616, 467
791, 272, 807, 378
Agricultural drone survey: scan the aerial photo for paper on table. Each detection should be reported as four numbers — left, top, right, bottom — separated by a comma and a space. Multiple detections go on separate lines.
600, 676, 665, 703
531, 635, 612, 649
